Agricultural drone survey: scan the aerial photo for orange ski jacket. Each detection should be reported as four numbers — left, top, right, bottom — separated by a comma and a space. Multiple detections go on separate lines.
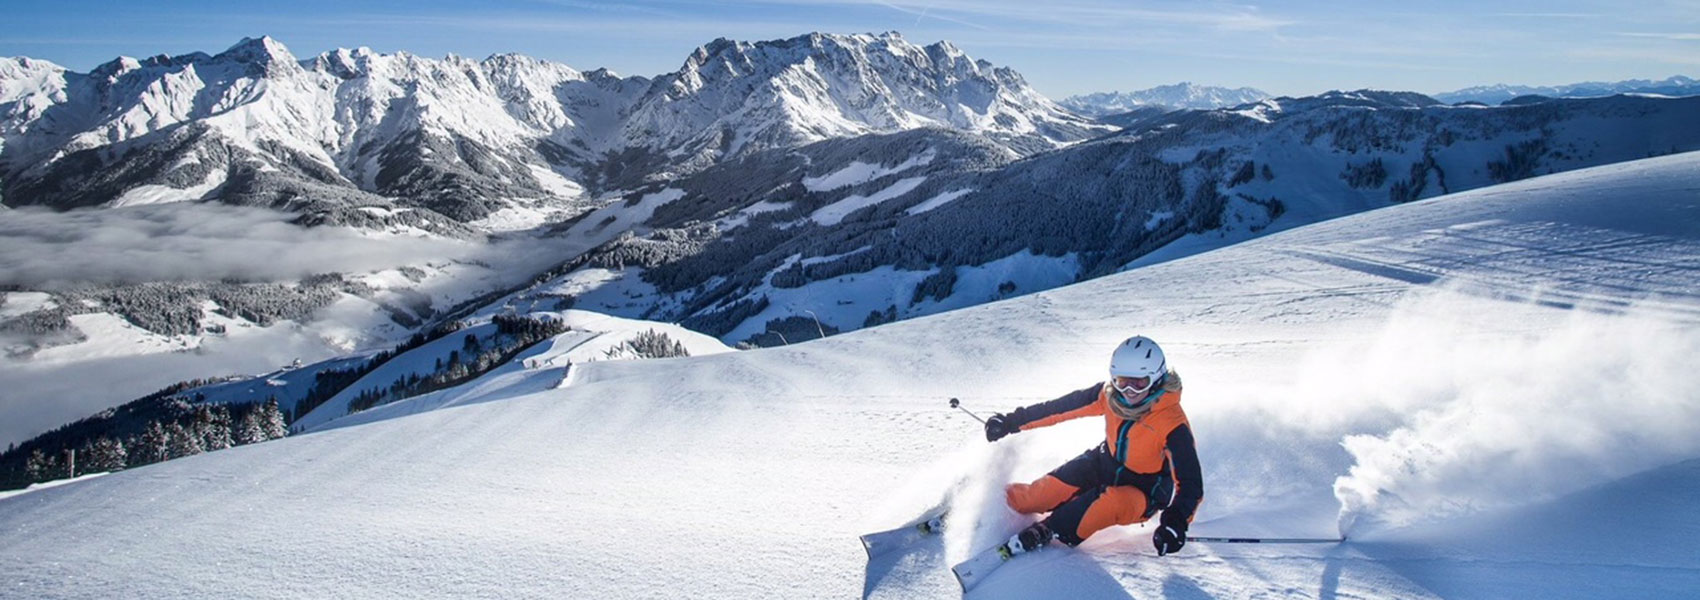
1004, 374, 1203, 528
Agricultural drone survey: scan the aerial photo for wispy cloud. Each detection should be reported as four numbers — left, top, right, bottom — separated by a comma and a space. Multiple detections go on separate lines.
735, 0, 1295, 32
870, 1, 991, 31
1616, 32, 1700, 41
525, 0, 685, 17
0, 37, 204, 46
1488, 13, 1600, 18
1569, 45, 1700, 65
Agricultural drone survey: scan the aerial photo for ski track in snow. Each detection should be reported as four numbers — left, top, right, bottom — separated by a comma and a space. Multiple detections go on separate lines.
2, 154, 1700, 598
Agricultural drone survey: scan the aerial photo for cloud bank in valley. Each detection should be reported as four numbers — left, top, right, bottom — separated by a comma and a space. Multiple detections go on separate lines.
0, 204, 480, 290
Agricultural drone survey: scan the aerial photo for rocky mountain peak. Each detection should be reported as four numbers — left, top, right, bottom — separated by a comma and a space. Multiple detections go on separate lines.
89, 55, 143, 80
218, 36, 294, 63
634, 30, 1099, 161
213, 36, 301, 77
138, 52, 212, 69
0, 56, 66, 83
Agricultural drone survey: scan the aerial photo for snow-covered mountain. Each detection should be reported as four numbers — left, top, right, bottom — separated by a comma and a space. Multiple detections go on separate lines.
0, 33, 1107, 442
1058, 82, 1270, 117
506, 91, 1700, 349
0, 33, 1099, 220
1435, 74, 1699, 105
0, 36, 615, 224
623, 33, 1105, 171
3, 151, 1697, 598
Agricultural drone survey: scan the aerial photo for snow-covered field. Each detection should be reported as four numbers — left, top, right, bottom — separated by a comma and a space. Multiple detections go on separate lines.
2, 153, 1698, 598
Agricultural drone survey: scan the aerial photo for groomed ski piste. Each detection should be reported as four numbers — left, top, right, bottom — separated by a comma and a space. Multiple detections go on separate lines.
3, 152, 1700, 598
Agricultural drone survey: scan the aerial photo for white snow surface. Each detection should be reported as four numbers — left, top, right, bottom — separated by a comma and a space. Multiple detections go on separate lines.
809, 176, 927, 226
904, 188, 973, 216
108, 167, 227, 207
3, 153, 1700, 598
803, 150, 935, 192
714, 199, 793, 231
0, 292, 53, 319
290, 309, 732, 432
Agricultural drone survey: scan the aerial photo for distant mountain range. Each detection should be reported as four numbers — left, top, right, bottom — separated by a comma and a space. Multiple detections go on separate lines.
1056, 76, 1700, 120
1434, 75, 1699, 105
1058, 82, 1270, 116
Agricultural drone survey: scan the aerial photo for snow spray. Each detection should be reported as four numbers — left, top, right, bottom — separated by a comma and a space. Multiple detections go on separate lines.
1325, 289, 1700, 538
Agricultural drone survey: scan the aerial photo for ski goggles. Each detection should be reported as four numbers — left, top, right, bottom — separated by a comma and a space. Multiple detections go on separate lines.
1111, 375, 1156, 397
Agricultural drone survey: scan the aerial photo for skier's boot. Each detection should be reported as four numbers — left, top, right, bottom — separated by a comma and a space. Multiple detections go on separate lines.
1005, 521, 1053, 555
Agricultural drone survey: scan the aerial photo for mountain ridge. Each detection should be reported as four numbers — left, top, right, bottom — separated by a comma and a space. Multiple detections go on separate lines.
1060, 82, 1271, 117
1434, 74, 1699, 105
1, 33, 1101, 218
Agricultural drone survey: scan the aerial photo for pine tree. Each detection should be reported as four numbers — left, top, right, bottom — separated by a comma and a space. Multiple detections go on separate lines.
137, 420, 172, 465
198, 405, 234, 451
262, 398, 289, 440
25, 449, 50, 483
235, 406, 266, 445
165, 421, 205, 459
81, 438, 128, 473
100, 437, 127, 472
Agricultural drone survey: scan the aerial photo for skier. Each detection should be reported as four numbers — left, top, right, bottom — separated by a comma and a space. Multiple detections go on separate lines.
982, 335, 1202, 557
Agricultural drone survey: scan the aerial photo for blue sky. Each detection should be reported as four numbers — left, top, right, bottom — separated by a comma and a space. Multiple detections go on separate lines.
3, 0, 1696, 98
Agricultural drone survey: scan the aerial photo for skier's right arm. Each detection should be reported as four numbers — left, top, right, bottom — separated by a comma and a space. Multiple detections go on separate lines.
987, 384, 1104, 441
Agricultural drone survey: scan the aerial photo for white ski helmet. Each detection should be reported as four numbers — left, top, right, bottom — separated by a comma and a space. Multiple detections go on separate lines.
1108, 335, 1167, 417
1109, 335, 1167, 380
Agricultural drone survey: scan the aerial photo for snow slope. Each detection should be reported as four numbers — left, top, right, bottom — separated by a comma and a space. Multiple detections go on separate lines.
1, 153, 1698, 598
289, 309, 733, 432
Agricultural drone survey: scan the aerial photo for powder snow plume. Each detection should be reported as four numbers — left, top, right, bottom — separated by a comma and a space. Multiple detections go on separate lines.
1326, 289, 1700, 538
932, 420, 1100, 562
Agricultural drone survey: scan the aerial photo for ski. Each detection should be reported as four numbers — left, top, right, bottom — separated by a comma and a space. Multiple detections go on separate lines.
1188, 535, 1344, 544
950, 539, 1029, 592
859, 505, 948, 559
948, 533, 1340, 591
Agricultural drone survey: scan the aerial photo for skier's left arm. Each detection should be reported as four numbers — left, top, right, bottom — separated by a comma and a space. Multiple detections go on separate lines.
984, 384, 1103, 441
1163, 424, 1204, 532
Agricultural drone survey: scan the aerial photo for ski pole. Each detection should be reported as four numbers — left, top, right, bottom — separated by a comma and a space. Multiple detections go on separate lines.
948, 398, 987, 424
1187, 536, 1344, 544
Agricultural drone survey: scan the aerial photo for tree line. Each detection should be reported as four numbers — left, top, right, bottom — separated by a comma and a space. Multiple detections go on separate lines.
346, 313, 572, 415
290, 320, 469, 422
0, 315, 557, 491
7, 399, 288, 489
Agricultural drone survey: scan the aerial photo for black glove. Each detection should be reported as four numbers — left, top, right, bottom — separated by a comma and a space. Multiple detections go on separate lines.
984, 413, 1014, 442
1153, 523, 1186, 556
